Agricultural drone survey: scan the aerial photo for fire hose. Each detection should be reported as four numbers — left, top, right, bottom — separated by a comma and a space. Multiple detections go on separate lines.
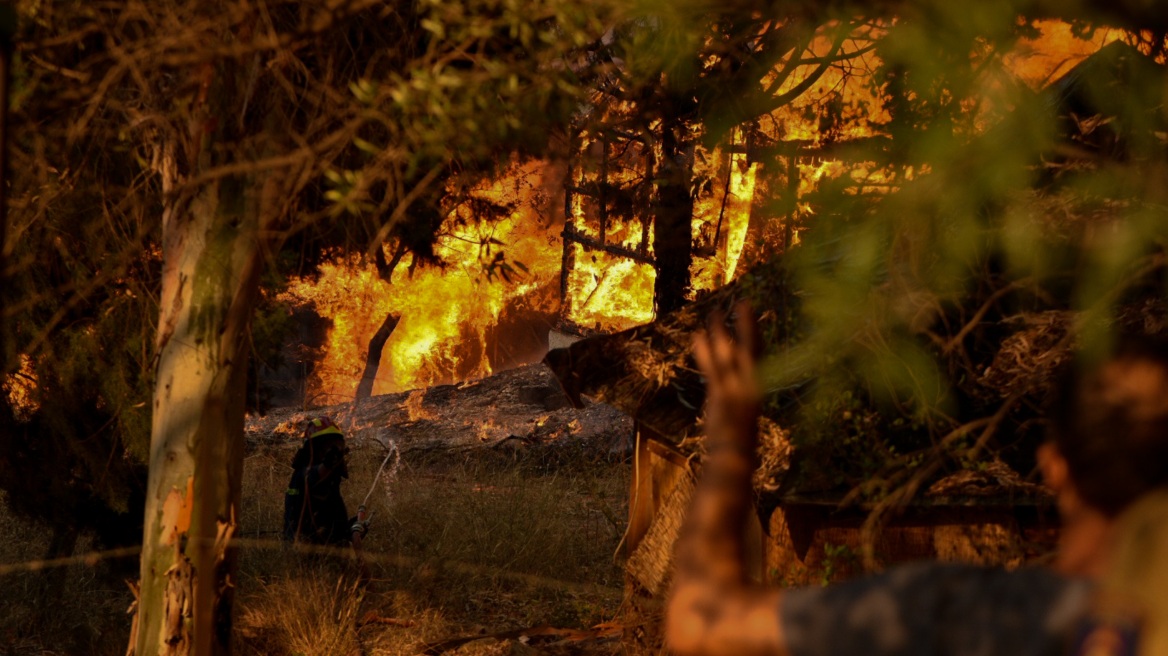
350, 439, 400, 543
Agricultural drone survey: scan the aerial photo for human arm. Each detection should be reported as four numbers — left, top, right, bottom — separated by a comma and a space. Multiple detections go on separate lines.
665, 303, 789, 656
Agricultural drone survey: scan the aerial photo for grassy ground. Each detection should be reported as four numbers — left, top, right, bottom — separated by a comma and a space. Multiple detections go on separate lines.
0, 494, 139, 655
0, 443, 630, 655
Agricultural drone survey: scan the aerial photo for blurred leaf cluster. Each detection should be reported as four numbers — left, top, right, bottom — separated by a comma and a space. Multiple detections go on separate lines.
736, 5, 1168, 505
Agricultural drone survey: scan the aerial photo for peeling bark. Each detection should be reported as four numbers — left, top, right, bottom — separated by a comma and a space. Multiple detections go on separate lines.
134, 55, 275, 655
135, 170, 266, 656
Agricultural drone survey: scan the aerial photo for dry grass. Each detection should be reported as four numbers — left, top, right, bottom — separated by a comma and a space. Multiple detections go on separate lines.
235, 441, 629, 655
237, 570, 368, 656
0, 493, 137, 655
0, 442, 629, 656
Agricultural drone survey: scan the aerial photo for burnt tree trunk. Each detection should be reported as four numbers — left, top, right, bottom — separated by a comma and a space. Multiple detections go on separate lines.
374, 241, 408, 283
355, 313, 401, 401
653, 112, 695, 317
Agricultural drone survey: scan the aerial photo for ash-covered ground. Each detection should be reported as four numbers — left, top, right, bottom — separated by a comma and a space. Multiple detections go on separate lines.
246, 363, 635, 463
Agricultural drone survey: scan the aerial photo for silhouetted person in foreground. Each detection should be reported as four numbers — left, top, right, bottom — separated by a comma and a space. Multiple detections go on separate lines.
667, 305, 1168, 656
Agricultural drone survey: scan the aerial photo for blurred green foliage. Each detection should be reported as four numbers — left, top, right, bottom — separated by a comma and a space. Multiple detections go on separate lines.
737, 4, 1168, 503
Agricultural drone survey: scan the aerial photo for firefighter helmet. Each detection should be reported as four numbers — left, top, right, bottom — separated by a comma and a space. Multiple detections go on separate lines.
304, 416, 344, 440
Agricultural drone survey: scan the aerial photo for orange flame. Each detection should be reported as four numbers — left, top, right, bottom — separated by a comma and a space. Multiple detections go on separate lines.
1007, 20, 1125, 89
283, 159, 563, 401
403, 390, 437, 422
2, 355, 39, 421
280, 21, 1123, 402
565, 248, 656, 332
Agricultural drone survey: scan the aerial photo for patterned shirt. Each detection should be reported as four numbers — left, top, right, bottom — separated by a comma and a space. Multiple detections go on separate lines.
781, 563, 1092, 656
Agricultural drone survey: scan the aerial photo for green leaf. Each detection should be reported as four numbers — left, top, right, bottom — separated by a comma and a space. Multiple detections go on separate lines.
352, 137, 380, 155
420, 18, 446, 39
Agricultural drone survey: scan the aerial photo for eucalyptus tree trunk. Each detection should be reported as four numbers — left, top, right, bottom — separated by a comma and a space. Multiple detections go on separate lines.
133, 58, 276, 656
134, 173, 266, 656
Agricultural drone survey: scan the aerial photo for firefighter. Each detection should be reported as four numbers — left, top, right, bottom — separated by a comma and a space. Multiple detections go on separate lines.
283, 416, 369, 547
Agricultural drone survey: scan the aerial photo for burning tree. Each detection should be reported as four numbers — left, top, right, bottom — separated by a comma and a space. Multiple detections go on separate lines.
557, 9, 900, 330
559, 0, 1168, 329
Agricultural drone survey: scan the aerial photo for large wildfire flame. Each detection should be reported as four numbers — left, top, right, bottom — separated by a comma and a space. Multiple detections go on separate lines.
565, 24, 889, 331
281, 20, 1128, 403
561, 146, 654, 333
283, 160, 564, 401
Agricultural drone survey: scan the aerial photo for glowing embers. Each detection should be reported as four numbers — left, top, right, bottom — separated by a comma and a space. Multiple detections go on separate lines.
403, 390, 437, 422
2, 355, 39, 421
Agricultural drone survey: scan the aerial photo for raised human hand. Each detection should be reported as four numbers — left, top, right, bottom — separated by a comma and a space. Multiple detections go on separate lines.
692, 301, 761, 464
667, 302, 785, 656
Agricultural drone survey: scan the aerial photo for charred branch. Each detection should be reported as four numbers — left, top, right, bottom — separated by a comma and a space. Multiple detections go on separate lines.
563, 224, 656, 266
599, 136, 609, 245
564, 182, 640, 202
710, 149, 736, 256
756, 23, 853, 116
374, 240, 408, 283
725, 136, 895, 165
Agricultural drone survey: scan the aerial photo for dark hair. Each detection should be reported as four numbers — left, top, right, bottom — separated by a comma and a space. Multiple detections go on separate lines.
1048, 336, 1168, 516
